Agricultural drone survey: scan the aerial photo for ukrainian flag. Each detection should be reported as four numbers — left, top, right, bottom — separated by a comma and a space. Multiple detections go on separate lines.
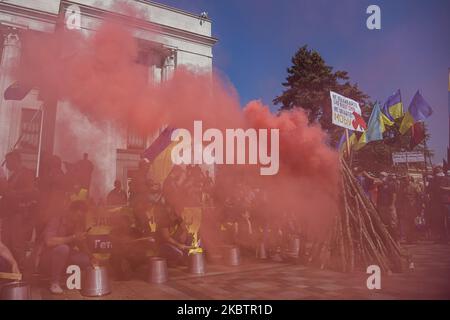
399, 91, 433, 135
143, 127, 178, 185
351, 103, 393, 151
382, 89, 404, 121
337, 130, 357, 155
353, 132, 367, 151
366, 102, 394, 142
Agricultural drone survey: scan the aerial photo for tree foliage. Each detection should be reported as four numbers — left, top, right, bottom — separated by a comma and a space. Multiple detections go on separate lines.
273, 45, 370, 142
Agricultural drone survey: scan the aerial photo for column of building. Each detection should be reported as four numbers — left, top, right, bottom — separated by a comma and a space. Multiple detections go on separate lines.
0, 28, 22, 175
162, 49, 176, 82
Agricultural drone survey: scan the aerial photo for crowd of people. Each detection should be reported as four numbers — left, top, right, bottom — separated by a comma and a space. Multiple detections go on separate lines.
0, 151, 303, 294
1, 149, 449, 295
354, 166, 450, 244
0, 151, 95, 293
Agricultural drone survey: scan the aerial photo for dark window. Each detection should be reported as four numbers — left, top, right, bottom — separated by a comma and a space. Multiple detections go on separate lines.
135, 50, 149, 65
19, 108, 41, 151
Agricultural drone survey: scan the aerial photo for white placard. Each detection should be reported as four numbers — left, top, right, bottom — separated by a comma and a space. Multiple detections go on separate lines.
392, 151, 425, 164
330, 91, 364, 132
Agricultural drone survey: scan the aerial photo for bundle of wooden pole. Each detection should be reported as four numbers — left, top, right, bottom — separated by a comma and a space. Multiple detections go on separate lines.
316, 158, 408, 273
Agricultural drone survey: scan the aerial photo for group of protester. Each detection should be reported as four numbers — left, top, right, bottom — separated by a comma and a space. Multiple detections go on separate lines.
0, 148, 305, 295
0, 151, 94, 294
354, 166, 450, 244
2, 148, 448, 295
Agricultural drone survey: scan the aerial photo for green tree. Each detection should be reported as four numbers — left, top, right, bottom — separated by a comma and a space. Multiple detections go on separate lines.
274, 45, 371, 142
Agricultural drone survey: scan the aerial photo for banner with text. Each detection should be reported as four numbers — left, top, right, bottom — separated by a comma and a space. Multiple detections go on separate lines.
330, 91, 365, 132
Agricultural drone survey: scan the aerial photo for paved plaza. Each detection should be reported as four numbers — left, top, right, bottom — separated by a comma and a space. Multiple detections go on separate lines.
32, 242, 450, 300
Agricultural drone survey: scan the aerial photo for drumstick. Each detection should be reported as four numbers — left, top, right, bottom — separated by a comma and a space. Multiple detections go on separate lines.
0, 272, 22, 281
127, 236, 155, 243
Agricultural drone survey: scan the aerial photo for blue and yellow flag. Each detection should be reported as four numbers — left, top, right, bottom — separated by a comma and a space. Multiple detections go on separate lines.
142, 127, 178, 185
366, 102, 394, 142
353, 132, 367, 151
382, 89, 404, 121
337, 130, 356, 155
399, 91, 433, 134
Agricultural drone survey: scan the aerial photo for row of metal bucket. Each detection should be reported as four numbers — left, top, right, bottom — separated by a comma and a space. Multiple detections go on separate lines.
150, 236, 301, 284
148, 246, 237, 284
1, 237, 301, 299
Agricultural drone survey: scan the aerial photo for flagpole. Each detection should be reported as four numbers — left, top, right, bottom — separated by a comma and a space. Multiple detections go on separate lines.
345, 129, 351, 159
36, 104, 45, 178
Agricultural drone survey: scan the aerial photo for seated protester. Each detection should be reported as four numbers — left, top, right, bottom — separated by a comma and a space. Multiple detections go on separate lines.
133, 182, 163, 236
233, 206, 257, 256
0, 238, 20, 274
110, 183, 161, 280
156, 205, 193, 267
217, 198, 237, 244
39, 200, 93, 294
109, 214, 147, 280
0, 151, 38, 271
131, 192, 151, 236
162, 166, 186, 215
106, 180, 127, 206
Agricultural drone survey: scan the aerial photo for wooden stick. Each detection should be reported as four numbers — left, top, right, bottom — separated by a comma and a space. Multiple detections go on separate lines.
0, 272, 22, 281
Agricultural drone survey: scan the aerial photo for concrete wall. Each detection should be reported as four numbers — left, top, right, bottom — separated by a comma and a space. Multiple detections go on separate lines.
69, 0, 212, 36
0, 0, 60, 15
0, 0, 216, 196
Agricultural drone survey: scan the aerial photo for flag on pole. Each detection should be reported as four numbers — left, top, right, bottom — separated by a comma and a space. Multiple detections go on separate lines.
409, 121, 426, 149
381, 89, 403, 121
4, 81, 32, 101
337, 130, 356, 155
365, 102, 394, 142
353, 132, 367, 151
399, 91, 433, 134
142, 127, 178, 185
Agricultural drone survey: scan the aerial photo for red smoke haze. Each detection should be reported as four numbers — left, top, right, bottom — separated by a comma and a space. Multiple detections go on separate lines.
15, 15, 339, 240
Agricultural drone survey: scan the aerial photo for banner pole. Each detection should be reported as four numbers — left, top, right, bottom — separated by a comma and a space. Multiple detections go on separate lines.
345, 129, 351, 158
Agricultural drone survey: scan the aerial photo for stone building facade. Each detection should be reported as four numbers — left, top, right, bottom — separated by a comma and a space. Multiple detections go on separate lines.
0, 0, 216, 197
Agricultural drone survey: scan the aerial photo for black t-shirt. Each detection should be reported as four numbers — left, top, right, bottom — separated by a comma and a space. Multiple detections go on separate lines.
155, 205, 186, 244
106, 189, 127, 206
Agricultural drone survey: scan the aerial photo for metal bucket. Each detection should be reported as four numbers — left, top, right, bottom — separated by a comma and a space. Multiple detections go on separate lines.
148, 257, 168, 284
222, 245, 240, 266
81, 266, 111, 297
289, 237, 300, 256
256, 242, 268, 259
1, 281, 31, 300
188, 252, 205, 274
